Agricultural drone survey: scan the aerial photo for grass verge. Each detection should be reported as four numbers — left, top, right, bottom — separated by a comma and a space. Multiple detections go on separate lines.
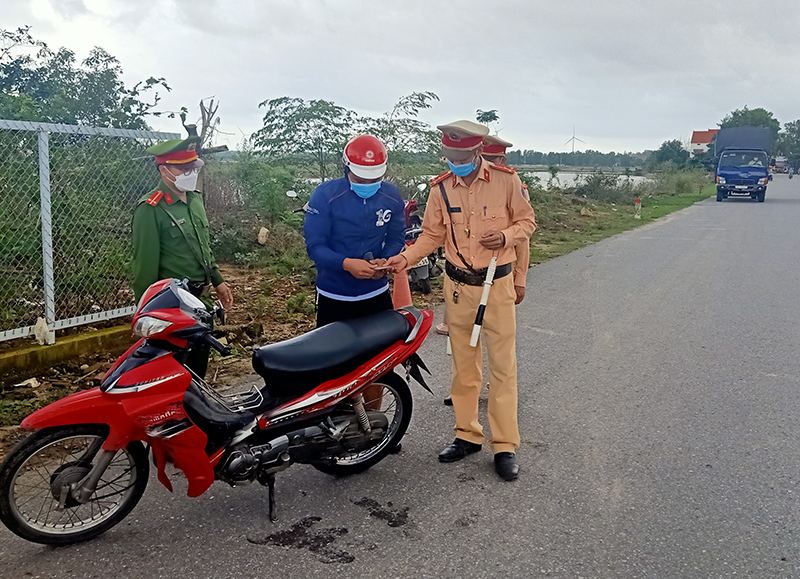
529, 188, 712, 264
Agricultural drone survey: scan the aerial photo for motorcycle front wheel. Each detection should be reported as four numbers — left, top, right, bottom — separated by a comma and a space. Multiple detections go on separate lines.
313, 372, 412, 476
0, 425, 149, 545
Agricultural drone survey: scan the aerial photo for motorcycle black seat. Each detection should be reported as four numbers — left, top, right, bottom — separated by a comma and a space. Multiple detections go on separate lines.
252, 310, 411, 397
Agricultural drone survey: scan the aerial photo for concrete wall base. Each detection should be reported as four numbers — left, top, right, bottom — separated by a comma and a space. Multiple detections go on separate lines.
0, 326, 134, 380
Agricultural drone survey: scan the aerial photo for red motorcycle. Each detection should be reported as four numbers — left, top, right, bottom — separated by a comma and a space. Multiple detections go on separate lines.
404, 184, 443, 294
0, 278, 432, 545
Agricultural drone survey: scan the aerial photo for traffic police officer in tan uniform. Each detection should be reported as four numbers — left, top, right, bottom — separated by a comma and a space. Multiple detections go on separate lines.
441, 133, 532, 406
386, 120, 536, 480
481, 134, 531, 305
132, 136, 233, 378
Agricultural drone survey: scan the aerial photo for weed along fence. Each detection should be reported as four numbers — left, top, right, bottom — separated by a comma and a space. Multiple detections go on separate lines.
0, 119, 180, 345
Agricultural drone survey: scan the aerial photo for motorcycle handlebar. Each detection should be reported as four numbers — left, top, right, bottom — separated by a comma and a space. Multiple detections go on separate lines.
203, 332, 232, 357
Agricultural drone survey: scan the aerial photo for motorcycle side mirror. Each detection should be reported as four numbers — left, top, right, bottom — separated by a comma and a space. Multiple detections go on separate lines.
286, 190, 298, 198
417, 183, 427, 192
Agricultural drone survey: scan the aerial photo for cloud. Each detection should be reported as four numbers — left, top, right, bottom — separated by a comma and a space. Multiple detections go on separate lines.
6, 0, 800, 152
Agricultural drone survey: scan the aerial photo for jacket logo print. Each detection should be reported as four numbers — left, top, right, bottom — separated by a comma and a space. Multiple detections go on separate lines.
375, 209, 392, 227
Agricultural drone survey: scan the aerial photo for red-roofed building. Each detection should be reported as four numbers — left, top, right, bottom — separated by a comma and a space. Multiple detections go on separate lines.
690, 129, 719, 155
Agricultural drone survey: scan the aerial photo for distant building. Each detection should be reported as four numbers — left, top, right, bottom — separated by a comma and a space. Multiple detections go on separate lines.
690, 129, 719, 156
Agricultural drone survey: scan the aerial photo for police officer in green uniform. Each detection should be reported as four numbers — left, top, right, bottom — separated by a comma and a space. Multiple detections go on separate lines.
132, 136, 233, 378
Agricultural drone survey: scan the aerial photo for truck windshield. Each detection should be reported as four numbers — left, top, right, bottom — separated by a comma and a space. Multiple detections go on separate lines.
719, 152, 767, 167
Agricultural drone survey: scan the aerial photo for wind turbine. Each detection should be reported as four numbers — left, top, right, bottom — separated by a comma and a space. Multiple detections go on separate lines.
564, 125, 585, 154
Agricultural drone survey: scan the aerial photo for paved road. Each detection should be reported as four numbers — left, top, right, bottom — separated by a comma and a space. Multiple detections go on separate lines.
3, 176, 800, 578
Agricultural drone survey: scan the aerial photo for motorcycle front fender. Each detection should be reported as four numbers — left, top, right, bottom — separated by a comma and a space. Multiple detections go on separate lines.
20, 387, 137, 450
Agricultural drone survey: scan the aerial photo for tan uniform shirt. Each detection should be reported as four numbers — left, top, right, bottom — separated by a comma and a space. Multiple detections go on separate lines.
403, 158, 536, 270
513, 183, 532, 287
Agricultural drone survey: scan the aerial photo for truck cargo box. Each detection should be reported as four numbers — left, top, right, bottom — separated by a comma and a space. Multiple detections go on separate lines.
714, 126, 773, 156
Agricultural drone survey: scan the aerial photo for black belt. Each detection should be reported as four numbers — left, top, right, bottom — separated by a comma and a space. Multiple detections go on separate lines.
445, 261, 512, 286
186, 280, 212, 297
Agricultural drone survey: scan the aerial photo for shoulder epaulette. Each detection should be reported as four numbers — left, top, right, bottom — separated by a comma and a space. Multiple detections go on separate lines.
430, 171, 453, 186
145, 190, 164, 206
489, 164, 516, 174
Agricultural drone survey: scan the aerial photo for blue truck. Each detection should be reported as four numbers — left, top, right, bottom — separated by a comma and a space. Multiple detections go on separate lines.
715, 126, 773, 203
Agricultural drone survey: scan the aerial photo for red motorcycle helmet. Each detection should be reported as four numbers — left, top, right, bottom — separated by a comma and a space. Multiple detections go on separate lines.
342, 135, 387, 179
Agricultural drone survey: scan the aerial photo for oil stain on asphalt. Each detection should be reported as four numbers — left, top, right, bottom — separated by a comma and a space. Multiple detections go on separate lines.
247, 516, 355, 564
353, 497, 410, 527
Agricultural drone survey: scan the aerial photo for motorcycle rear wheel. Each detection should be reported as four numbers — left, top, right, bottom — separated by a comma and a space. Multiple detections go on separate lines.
313, 372, 412, 476
0, 425, 149, 545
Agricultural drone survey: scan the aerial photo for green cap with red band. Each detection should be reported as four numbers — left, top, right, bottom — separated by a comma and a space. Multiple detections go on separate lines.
146, 136, 202, 165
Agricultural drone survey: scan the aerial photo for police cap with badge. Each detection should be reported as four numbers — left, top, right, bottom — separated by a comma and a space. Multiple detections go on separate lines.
146, 136, 205, 170
482, 134, 513, 157
436, 120, 490, 151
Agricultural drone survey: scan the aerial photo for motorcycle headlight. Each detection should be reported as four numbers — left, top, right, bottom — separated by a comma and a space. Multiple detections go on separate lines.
133, 316, 173, 337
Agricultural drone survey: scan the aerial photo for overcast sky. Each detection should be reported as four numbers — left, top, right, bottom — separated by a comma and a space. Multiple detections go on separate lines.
6, 0, 800, 153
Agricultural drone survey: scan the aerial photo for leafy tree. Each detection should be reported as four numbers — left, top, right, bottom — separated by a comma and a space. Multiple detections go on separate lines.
719, 106, 780, 142
547, 164, 560, 188
0, 25, 46, 62
645, 139, 689, 170
0, 26, 170, 129
779, 119, 800, 169
476, 109, 499, 124
252, 97, 357, 181
363, 91, 440, 156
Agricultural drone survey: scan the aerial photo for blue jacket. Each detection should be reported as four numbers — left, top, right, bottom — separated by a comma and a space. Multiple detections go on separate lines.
304, 177, 405, 300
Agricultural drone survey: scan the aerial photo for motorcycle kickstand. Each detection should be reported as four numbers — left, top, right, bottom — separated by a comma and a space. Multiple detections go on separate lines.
258, 472, 278, 522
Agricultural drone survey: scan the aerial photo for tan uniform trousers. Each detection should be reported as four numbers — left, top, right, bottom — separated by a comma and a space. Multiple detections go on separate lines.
444, 272, 519, 453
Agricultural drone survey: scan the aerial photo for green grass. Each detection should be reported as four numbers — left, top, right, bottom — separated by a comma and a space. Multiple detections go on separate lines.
529, 190, 713, 264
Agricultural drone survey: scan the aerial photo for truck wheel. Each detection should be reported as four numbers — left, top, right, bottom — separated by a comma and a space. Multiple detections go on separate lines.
758, 192, 765, 202
716, 191, 723, 202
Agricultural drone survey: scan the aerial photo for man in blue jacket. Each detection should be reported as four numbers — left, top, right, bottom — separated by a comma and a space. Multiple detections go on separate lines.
304, 135, 405, 327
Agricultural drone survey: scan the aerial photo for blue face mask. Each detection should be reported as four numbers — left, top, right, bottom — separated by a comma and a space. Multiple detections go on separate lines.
447, 159, 477, 177
350, 181, 382, 199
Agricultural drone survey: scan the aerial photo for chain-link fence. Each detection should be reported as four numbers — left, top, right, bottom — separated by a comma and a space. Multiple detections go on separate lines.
0, 119, 180, 344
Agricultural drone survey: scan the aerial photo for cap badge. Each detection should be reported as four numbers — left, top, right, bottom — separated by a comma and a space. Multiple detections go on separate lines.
187, 143, 196, 152
365, 150, 375, 160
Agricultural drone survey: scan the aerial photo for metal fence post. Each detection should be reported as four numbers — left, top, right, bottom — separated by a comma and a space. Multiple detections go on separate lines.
38, 129, 56, 345
0, 119, 180, 344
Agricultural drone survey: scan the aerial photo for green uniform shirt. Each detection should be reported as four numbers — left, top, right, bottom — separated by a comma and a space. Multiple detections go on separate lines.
131, 180, 224, 301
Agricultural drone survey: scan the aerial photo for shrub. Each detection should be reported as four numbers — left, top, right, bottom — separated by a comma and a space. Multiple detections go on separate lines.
285, 291, 314, 316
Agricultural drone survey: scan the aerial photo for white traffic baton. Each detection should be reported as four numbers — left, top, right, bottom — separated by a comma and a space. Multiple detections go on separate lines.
469, 255, 498, 347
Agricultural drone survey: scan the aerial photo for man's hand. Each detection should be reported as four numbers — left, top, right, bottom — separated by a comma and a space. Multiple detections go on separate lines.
514, 285, 525, 305
479, 230, 505, 250
384, 254, 408, 273
369, 258, 388, 279
215, 282, 234, 310
343, 258, 377, 279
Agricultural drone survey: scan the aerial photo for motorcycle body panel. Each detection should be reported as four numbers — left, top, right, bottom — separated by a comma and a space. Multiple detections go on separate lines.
9, 279, 433, 507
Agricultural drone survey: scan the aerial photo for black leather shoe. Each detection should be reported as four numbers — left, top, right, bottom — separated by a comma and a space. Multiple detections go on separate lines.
438, 439, 482, 462
494, 452, 519, 481
443, 397, 453, 406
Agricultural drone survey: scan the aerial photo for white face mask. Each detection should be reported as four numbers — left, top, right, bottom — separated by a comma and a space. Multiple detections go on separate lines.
173, 171, 199, 192
164, 168, 199, 192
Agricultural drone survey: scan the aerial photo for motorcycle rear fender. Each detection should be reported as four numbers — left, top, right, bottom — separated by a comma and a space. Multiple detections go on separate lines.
20, 388, 137, 450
